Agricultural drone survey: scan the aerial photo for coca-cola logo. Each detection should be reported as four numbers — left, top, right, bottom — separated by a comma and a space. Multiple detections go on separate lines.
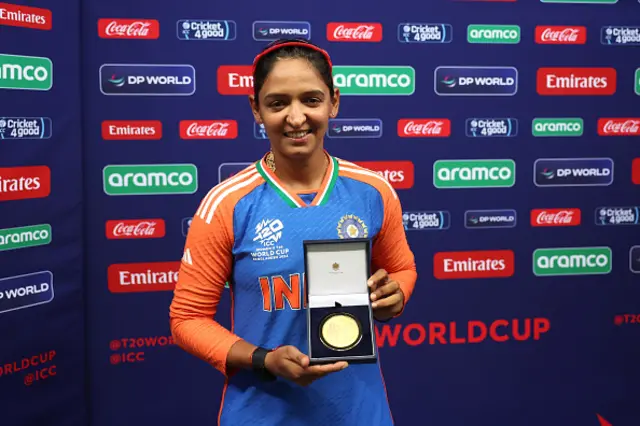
98, 19, 160, 39
598, 118, 640, 136
326, 22, 382, 42
535, 26, 586, 44
398, 119, 451, 137
530, 209, 581, 227
106, 219, 166, 239
179, 120, 238, 139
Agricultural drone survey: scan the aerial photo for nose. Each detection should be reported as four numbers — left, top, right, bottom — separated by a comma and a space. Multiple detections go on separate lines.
285, 102, 306, 128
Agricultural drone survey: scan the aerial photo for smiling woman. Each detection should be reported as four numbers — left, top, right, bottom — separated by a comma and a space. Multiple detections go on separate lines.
169, 38, 417, 426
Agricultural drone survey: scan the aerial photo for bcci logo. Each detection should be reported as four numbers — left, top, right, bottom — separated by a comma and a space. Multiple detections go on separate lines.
337, 214, 368, 239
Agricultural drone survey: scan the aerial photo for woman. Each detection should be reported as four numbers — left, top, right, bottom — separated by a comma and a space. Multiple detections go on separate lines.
169, 38, 417, 425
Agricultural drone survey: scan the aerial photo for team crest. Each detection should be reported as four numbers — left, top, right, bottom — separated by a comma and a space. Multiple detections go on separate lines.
337, 214, 368, 239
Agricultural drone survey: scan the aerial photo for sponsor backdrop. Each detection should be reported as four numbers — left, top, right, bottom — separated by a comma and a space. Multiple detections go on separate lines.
2, 0, 640, 425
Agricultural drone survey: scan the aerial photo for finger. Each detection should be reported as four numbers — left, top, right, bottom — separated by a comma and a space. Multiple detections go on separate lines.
370, 280, 399, 302
367, 269, 388, 289
286, 346, 309, 368
372, 292, 402, 309
304, 361, 348, 376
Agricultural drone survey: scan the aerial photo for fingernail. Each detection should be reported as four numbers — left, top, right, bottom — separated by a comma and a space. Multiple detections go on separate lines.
367, 280, 372, 286
372, 302, 377, 308
370, 294, 376, 301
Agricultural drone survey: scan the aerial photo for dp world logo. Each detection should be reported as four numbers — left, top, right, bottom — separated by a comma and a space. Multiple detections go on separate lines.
534, 158, 613, 187
435, 66, 518, 96
328, 119, 383, 138
100, 64, 196, 96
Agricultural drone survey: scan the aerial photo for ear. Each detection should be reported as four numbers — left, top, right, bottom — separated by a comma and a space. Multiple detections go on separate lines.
248, 95, 262, 124
329, 88, 340, 118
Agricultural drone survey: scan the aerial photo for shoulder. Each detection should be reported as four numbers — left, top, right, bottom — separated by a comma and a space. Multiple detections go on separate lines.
336, 157, 399, 202
192, 163, 264, 226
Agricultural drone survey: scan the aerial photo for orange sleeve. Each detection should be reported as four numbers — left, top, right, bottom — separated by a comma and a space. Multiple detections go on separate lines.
169, 194, 242, 377
371, 188, 417, 317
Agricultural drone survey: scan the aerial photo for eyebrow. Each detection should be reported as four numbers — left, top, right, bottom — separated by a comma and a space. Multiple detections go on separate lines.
263, 90, 325, 100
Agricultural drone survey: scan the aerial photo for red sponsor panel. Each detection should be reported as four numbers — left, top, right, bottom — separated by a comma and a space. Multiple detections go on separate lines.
0, 2, 51, 30
535, 26, 587, 44
97, 19, 159, 39
0, 166, 51, 201
108, 261, 180, 293
101, 120, 162, 140
597, 118, 640, 136
530, 208, 581, 227
398, 119, 451, 137
353, 161, 414, 189
105, 219, 166, 240
179, 120, 238, 139
217, 65, 253, 95
434, 250, 515, 279
632, 158, 640, 185
537, 68, 616, 95
326, 23, 383, 42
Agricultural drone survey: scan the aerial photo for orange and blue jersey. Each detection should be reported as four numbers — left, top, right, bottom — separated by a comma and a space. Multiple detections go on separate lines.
169, 150, 417, 426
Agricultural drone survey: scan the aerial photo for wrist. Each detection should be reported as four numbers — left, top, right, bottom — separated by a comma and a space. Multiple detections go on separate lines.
251, 347, 277, 381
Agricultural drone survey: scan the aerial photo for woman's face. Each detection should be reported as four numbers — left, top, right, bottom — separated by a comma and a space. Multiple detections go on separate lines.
250, 58, 340, 160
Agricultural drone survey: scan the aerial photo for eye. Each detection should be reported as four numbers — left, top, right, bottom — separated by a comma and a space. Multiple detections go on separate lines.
268, 100, 285, 108
306, 98, 322, 105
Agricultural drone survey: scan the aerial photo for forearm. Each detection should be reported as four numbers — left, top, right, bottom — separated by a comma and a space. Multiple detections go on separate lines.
226, 339, 260, 371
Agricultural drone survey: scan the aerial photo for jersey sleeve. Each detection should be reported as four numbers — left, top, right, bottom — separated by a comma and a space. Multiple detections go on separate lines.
169, 197, 242, 377
371, 187, 417, 316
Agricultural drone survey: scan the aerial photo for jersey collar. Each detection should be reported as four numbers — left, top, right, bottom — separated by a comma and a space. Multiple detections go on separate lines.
255, 151, 339, 208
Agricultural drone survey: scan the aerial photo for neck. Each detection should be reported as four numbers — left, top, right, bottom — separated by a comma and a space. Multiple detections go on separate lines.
271, 149, 328, 191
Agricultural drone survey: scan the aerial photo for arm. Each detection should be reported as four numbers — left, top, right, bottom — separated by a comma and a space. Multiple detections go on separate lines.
169, 204, 257, 376
370, 188, 417, 317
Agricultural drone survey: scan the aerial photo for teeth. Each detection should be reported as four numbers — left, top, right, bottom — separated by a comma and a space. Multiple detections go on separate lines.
287, 131, 309, 138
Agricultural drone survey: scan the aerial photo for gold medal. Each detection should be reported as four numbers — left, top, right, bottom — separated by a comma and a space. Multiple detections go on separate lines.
319, 313, 362, 351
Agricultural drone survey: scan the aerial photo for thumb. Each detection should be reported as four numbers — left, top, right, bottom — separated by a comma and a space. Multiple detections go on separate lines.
286, 346, 309, 368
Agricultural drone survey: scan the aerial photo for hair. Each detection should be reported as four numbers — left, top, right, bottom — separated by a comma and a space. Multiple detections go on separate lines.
252, 41, 335, 104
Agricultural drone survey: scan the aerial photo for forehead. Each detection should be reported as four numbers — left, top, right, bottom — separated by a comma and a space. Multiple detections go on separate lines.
261, 58, 327, 95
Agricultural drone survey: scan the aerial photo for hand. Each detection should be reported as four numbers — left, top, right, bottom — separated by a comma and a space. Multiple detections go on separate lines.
368, 269, 405, 321
264, 345, 348, 387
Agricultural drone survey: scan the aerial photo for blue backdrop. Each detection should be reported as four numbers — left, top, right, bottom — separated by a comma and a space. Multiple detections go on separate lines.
1, 0, 639, 425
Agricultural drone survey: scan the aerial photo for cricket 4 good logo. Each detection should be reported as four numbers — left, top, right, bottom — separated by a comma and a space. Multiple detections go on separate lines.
106, 219, 166, 240
218, 162, 252, 183
101, 120, 162, 140
398, 119, 451, 137
532, 118, 583, 137
0, 117, 52, 139
328, 119, 383, 138
398, 23, 453, 44
332, 66, 415, 95
0, 271, 54, 315
535, 26, 586, 44
601, 26, 640, 46
465, 209, 516, 229
433, 159, 516, 188
217, 65, 253, 95
0, 54, 52, 91
0, 166, 50, 201
353, 161, 414, 189
403, 211, 451, 231
633, 158, 640, 185
467, 25, 520, 44
534, 158, 613, 187
0, 3, 51, 30
179, 120, 238, 139
0, 224, 51, 251
434, 250, 515, 279
103, 164, 198, 195
177, 20, 237, 41
108, 262, 181, 293
182, 217, 192, 237
254, 122, 268, 139
466, 118, 517, 137
594, 206, 639, 226
99, 64, 195, 96
98, 19, 160, 39
434, 66, 518, 96
327, 23, 382, 42
536, 68, 616, 95
252, 21, 310, 41
533, 247, 612, 276
531, 208, 581, 227
597, 118, 640, 136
